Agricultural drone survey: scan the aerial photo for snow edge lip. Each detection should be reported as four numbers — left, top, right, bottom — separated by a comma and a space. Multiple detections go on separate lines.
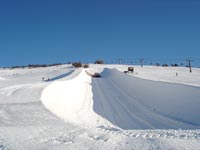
40, 67, 200, 130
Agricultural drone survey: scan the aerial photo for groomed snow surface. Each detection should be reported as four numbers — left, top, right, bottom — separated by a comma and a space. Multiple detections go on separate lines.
0, 65, 200, 150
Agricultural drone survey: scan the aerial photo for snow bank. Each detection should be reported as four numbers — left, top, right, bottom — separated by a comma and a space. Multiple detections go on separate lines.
92, 69, 200, 129
41, 69, 113, 127
41, 67, 200, 130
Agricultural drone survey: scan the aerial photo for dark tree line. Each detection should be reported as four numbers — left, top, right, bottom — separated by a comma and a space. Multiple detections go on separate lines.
9, 63, 64, 69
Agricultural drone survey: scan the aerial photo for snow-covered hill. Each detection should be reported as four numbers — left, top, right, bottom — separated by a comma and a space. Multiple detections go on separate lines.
93, 68, 200, 129
0, 64, 200, 150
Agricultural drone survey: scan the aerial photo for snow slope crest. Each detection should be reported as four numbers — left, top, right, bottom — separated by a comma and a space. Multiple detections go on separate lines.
41, 69, 113, 127
41, 67, 200, 130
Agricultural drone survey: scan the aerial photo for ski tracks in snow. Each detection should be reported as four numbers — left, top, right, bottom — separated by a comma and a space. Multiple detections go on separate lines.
92, 69, 200, 130
97, 126, 200, 140
0, 83, 45, 96
1, 66, 200, 150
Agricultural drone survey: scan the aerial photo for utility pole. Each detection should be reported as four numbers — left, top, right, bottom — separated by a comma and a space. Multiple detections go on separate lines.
186, 59, 192, 73
140, 58, 144, 68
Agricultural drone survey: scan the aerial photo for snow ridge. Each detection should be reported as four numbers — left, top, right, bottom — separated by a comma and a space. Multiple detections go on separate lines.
41, 69, 114, 128
41, 68, 200, 130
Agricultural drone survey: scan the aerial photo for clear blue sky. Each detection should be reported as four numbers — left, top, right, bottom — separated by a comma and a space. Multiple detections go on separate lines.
0, 0, 200, 67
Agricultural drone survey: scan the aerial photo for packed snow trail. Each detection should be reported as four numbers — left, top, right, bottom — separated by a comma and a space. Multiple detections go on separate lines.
92, 69, 200, 129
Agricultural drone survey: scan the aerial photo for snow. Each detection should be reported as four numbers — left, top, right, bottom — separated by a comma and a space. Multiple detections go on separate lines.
41, 69, 113, 127
0, 64, 200, 149
92, 68, 200, 129
90, 64, 200, 87
0, 76, 5, 80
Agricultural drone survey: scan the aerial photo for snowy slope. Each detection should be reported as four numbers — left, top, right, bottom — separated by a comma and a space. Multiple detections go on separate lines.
42, 67, 200, 129
0, 64, 200, 150
0, 76, 5, 80
41, 69, 113, 128
92, 68, 200, 129
90, 64, 200, 87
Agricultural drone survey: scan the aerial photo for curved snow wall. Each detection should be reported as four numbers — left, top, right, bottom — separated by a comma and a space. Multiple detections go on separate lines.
41, 68, 200, 130
41, 69, 112, 127
92, 69, 200, 129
